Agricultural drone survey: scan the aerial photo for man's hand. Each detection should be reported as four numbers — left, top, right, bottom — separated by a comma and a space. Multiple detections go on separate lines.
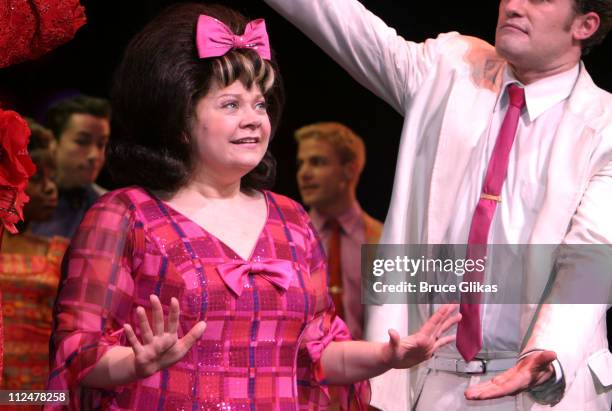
464, 350, 557, 400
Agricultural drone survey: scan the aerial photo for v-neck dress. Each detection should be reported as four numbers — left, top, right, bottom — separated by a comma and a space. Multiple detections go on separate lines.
46, 187, 369, 410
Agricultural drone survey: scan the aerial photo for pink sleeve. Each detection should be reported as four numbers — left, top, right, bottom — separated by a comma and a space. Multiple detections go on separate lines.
45, 192, 144, 410
296, 208, 370, 410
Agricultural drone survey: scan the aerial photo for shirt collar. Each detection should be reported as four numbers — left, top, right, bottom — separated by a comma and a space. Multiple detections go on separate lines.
495, 64, 579, 122
310, 201, 363, 237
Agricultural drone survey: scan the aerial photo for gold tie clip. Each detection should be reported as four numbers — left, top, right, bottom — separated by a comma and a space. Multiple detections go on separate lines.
329, 285, 343, 295
480, 193, 502, 202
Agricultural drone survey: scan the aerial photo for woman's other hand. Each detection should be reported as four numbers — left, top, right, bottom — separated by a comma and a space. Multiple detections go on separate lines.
382, 304, 461, 369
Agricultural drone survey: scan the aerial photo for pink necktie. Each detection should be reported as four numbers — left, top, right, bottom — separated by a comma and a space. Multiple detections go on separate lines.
456, 84, 526, 361
216, 259, 294, 296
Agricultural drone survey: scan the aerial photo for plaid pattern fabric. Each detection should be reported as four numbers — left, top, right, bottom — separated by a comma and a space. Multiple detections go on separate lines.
46, 187, 369, 410
0, 237, 68, 406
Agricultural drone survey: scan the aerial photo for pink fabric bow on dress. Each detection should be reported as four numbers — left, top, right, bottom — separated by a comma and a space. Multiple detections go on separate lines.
196, 15, 271, 60
216, 259, 293, 296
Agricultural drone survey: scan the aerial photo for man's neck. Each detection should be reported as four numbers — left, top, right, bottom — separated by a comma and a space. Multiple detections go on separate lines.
509, 59, 579, 85
312, 194, 356, 219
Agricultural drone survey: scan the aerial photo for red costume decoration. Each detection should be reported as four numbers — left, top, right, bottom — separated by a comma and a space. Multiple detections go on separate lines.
0, 0, 86, 69
0, 0, 86, 384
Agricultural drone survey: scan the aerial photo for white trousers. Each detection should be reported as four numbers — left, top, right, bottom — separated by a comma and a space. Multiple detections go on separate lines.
415, 370, 520, 411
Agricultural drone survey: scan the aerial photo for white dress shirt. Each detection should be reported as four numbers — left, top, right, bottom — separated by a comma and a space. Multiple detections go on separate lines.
439, 64, 580, 362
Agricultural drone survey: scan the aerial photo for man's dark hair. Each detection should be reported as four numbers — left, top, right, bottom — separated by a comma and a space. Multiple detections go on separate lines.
45, 95, 111, 140
574, 0, 612, 54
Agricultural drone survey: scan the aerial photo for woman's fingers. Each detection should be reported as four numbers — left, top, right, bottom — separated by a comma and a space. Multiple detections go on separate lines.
156, 321, 206, 370
434, 303, 455, 320
438, 313, 462, 335
421, 304, 457, 334
429, 304, 459, 335
124, 323, 143, 355
150, 294, 165, 336
422, 307, 444, 329
179, 321, 207, 352
167, 297, 180, 335
133, 295, 204, 364
433, 334, 456, 351
136, 306, 154, 344
387, 328, 400, 349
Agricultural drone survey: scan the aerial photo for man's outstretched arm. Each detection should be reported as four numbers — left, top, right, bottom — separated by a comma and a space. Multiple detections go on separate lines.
263, 0, 453, 114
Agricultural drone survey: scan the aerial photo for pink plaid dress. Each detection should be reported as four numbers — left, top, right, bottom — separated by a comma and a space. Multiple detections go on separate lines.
46, 187, 369, 410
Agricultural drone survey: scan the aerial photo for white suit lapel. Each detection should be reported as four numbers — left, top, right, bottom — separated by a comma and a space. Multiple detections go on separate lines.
427, 63, 503, 244
529, 64, 602, 244
522, 64, 601, 338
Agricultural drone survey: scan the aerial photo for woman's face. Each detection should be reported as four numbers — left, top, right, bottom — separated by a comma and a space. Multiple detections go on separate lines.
190, 80, 271, 183
23, 151, 58, 222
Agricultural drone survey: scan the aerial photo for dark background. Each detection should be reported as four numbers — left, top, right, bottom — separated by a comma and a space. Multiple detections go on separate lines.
1, 1, 610, 345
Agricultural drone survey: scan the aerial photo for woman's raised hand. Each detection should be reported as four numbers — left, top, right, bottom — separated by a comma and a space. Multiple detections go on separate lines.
123, 294, 207, 378
383, 304, 461, 369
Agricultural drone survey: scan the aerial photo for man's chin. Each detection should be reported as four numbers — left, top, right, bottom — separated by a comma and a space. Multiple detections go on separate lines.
298, 191, 315, 204
495, 40, 527, 63
300, 197, 316, 208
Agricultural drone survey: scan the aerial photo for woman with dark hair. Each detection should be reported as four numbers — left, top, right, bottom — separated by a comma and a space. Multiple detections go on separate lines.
46, 3, 460, 410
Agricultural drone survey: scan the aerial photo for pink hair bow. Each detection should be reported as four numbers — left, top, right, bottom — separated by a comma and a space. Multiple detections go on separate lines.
196, 15, 271, 60
216, 258, 293, 296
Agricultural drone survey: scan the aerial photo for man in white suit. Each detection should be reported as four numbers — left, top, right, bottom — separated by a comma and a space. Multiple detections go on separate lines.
263, 0, 612, 410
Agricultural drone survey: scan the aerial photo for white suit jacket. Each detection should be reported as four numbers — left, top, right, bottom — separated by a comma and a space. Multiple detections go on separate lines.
264, 0, 612, 410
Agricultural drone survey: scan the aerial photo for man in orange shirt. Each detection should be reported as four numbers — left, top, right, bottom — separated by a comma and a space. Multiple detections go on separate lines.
296, 122, 382, 339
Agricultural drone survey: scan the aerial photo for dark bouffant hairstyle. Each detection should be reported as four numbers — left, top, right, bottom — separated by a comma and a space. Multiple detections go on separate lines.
45, 95, 111, 140
108, 3, 284, 193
